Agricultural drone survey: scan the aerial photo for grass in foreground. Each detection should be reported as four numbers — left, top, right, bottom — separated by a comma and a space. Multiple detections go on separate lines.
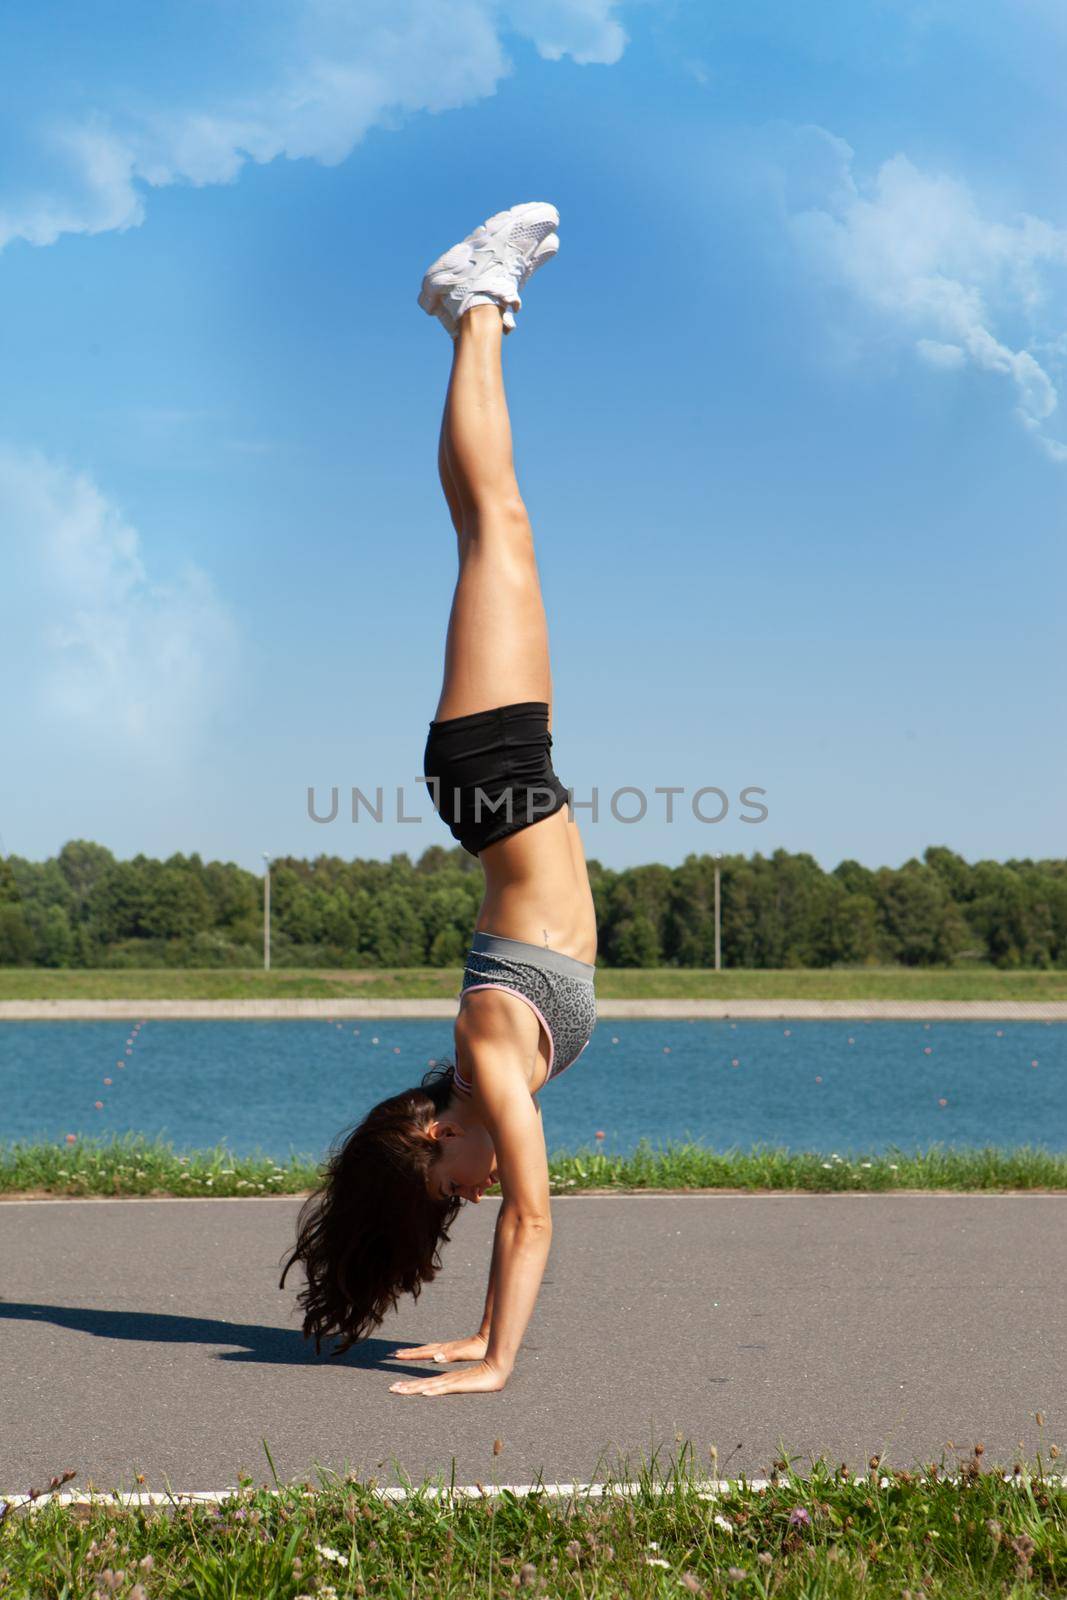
2, 1442, 1064, 1599
4, 965, 1067, 1001
2, 1136, 1066, 1197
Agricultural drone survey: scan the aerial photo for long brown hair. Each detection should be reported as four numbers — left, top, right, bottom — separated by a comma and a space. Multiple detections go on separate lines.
279, 1060, 463, 1356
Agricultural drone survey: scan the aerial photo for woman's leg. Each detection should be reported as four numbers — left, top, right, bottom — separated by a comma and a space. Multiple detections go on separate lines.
433, 304, 553, 724
432, 304, 597, 962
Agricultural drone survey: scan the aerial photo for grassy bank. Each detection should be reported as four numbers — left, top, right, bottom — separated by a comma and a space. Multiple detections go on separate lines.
3, 1136, 1065, 1197
2, 1444, 1063, 1599
3, 964, 1067, 1002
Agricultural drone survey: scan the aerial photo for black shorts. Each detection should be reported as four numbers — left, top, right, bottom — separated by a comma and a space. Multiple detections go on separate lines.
422, 700, 570, 856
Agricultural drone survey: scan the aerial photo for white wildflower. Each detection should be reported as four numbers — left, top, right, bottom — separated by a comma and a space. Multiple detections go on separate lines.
714, 1514, 734, 1533
315, 1543, 349, 1567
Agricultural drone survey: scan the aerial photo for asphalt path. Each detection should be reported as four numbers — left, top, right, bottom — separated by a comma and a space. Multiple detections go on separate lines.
2, 1195, 1063, 1493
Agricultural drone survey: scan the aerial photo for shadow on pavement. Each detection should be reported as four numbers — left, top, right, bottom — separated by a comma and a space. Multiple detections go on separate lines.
0, 1301, 420, 1370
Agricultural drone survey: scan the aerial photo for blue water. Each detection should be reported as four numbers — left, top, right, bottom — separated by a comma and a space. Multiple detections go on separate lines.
1, 1019, 1063, 1160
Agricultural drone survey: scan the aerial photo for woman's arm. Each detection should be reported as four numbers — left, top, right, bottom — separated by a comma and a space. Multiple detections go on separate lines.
389, 1040, 552, 1396
478, 1205, 504, 1337
467, 1054, 553, 1377
478, 1098, 542, 1336
391, 1182, 527, 1374
482, 1205, 552, 1375
392, 1090, 544, 1371
392, 1202, 550, 1394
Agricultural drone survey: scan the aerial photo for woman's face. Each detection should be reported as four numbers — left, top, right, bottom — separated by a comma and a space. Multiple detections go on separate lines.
428, 1111, 498, 1203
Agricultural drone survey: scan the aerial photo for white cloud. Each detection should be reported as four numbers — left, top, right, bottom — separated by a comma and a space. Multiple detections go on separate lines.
0, 445, 238, 757
0, 122, 145, 252
0, 0, 628, 253
915, 338, 966, 370
778, 125, 1067, 458
503, 0, 628, 63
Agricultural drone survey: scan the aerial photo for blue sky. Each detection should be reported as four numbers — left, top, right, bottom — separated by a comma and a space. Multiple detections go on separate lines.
2, 0, 1064, 875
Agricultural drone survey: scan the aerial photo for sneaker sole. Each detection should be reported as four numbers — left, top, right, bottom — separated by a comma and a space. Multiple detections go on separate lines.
418, 201, 560, 320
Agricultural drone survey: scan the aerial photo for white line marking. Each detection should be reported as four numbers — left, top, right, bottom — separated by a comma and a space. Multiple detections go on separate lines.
4, 1474, 1062, 1511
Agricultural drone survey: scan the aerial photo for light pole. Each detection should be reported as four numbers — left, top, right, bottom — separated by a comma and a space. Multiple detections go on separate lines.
263, 853, 272, 972
713, 852, 723, 973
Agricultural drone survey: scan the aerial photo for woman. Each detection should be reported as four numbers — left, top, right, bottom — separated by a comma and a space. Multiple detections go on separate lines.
280, 203, 597, 1397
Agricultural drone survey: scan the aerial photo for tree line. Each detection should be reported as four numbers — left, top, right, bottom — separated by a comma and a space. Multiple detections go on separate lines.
0, 840, 1065, 969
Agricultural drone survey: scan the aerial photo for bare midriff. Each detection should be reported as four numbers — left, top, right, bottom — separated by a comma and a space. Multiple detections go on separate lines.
473, 808, 597, 964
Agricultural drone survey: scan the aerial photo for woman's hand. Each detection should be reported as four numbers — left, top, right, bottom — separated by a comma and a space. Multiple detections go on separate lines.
391, 1333, 489, 1364
389, 1358, 508, 1396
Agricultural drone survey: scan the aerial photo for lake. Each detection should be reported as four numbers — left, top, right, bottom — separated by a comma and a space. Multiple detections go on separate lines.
1, 1018, 1063, 1160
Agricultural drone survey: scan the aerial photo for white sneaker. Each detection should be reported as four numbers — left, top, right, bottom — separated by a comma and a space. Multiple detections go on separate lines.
418, 202, 560, 338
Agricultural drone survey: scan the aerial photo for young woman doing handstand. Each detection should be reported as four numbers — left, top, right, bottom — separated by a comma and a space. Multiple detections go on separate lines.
280, 202, 597, 1397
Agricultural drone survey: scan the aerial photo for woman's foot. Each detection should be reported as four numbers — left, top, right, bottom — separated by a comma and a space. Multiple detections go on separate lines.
418, 202, 560, 338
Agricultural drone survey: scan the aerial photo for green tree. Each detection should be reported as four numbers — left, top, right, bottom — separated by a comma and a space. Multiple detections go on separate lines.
201, 860, 259, 935
6, 838, 1067, 971
321, 888, 359, 953
56, 840, 116, 903
270, 866, 320, 948
423, 881, 480, 962
140, 866, 213, 941
924, 845, 974, 905
832, 858, 878, 899
613, 912, 661, 967
85, 860, 151, 944
878, 864, 960, 966
429, 926, 467, 965
822, 884, 880, 965
0, 857, 19, 906
970, 860, 1054, 968
35, 905, 75, 967
0, 905, 34, 964
769, 850, 833, 967
665, 854, 716, 966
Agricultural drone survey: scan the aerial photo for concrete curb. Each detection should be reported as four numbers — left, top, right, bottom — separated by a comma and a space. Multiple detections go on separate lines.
1, 998, 1066, 1020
